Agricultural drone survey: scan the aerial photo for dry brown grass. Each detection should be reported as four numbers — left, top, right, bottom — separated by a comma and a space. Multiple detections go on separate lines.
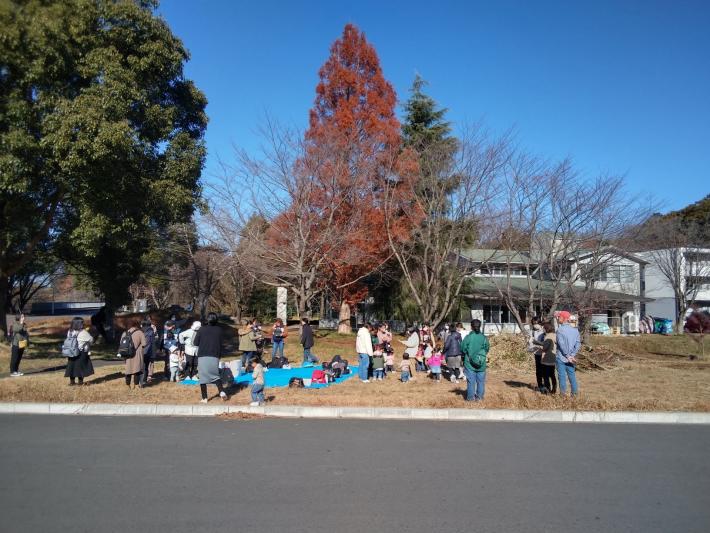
1, 331, 709, 412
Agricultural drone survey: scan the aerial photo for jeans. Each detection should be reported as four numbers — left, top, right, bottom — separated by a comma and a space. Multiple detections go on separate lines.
401, 371, 410, 383
358, 353, 370, 381
464, 368, 486, 401
556, 360, 579, 395
251, 383, 265, 403
271, 340, 284, 360
303, 347, 318, 364
170, 367, 179, 382
373, 368, 384, 380
242, 351, 256, 369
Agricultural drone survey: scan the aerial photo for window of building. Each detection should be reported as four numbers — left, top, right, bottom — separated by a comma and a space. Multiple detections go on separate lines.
593, 264, 635, 283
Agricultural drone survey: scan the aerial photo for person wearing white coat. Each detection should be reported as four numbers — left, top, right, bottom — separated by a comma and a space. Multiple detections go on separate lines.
355, 323, 374, 383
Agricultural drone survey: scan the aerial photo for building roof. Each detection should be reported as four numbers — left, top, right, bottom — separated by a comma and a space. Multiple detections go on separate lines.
459, 249, 531, 264
461, 277, 653, 303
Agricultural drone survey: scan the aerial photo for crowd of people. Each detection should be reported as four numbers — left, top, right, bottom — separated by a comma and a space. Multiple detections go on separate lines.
6, 307, 581, 404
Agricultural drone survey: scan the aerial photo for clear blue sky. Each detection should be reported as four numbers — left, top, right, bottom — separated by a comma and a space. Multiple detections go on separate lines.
158, 0, 710, 213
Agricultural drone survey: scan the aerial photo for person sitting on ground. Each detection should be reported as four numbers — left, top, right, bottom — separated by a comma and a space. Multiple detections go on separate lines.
250, 357, 266, 407
554, 311, 580, 396
193, 312, 229, 403
533, 322, 558, 394
428, 347, 444, 382
330, 354, 348, 378
300, 317, 318, 366
400, 353, 414, 383
371, 344, 385, 381
64, 317, 95, 386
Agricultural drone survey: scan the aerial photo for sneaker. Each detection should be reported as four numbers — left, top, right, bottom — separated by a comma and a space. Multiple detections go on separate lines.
249, 401, 259, 407
200, 398, 208, 404
10, 372, 23, 377
361, 379, 369, 383
449, 375, 456, 383
220, 391, 229, 401
454, 379, 460, 384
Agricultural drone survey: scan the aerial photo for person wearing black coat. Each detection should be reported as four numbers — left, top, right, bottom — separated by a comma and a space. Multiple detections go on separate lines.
300, 318, 318, 365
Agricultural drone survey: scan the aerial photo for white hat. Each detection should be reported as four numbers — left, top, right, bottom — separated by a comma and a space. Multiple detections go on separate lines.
169, 344, 178, 353
191, 321, 202, 331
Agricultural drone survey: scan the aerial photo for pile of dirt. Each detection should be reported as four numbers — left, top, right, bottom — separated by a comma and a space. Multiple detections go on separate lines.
576, 344, 624, 371
488, 334, 531, 369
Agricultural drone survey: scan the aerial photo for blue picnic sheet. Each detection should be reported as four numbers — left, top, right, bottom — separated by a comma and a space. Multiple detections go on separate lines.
179, 364, 358, 389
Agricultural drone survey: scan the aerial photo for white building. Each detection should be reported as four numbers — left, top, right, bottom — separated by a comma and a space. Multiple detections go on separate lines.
636, 248, 710, 320
458, 247, 650, 334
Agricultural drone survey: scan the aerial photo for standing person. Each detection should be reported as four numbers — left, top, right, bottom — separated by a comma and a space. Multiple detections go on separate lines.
371, 344, 385, 381
300, 318, 318, 366
533, 322, 558, 394
249, 358, 265, 406
461, 319, 489, 401
64, 318, 95, 386
444, 323, 463, 383
428, 347, 444, 382
529, 317, 545, 392
141, 319, 156, 385
9, 314, 29, 377
355, 323, 374, 383
399, 327, 420, 370
123, 319, 147, 389
271, 318, 287, 361
555, 311, 581, 396
178, 321, 201, 380
239, 319, 261, 370
193, 312, 229, 403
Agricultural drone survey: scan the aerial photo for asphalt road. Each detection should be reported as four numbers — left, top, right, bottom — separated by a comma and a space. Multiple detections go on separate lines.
0, 415, 708, 533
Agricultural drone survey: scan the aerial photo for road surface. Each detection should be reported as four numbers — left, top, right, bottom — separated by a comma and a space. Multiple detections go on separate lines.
0, 415, 708, 533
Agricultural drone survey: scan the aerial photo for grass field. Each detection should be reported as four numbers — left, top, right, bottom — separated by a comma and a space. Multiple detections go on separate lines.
1, 321, 709, 411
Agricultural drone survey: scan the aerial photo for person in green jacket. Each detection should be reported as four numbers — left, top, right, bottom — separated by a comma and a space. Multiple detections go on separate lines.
461, 319, 489, 401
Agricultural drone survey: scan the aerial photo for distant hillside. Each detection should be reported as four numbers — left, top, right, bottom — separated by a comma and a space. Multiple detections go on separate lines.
662, 194, 710, 226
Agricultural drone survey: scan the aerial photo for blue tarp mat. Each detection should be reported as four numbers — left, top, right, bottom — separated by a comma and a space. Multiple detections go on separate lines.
179, 364, 358, 389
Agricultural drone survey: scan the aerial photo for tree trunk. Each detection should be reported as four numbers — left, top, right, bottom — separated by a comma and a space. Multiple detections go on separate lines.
338, 301, 352, 334
0, 276, 8, 340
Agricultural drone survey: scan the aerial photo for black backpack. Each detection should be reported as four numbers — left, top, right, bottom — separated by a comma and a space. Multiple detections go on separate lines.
118, 330, 137, 359
289, 377, 304, 388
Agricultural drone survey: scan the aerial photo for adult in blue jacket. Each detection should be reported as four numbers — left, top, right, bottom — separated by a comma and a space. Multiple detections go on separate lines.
555, 311, 580, 396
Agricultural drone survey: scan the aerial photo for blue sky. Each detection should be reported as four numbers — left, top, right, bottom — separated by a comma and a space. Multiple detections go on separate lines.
158, 0, 710, 213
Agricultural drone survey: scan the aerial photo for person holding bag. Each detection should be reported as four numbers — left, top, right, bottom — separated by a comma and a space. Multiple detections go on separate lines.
64, 317, 95, 386
10, 314, 29, 377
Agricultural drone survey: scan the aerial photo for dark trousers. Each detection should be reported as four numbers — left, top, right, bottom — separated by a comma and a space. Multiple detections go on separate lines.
10, 346, 24, 373
142, 356, 154, 384
185, 355, 198, 378
125, 373, 141, 386
534, 353, 544, 389
541, 364, 557, 393
200, 381, 225, 400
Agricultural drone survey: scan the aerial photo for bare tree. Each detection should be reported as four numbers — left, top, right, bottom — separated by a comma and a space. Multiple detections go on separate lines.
209, 120, 389, 319
383, 125, 510, 328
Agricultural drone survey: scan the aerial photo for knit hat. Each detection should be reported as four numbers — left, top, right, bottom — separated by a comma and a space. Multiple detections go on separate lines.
191, 321, 202, 331
556, 311, 571, 322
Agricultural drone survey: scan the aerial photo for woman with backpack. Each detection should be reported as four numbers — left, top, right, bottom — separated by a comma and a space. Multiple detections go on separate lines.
461, 319, 489, 401
123, 318, 147, 389
193, 312, 229, 403
64, 317, 95, 386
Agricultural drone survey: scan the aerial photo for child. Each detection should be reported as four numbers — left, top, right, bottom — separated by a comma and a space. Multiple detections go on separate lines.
168, 345, 181, 382
400, 353, 414, 383
428, 348, 444, 381
372, 344, 385, 381
384, 348, 395, 375
250, 358, 265, 406
532, 322, 558, 394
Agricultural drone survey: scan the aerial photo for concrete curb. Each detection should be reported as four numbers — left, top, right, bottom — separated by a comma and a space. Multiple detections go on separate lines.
0, 402, 709, 424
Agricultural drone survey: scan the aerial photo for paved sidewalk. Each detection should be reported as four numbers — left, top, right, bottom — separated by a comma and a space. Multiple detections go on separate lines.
0, 401, 708, 424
